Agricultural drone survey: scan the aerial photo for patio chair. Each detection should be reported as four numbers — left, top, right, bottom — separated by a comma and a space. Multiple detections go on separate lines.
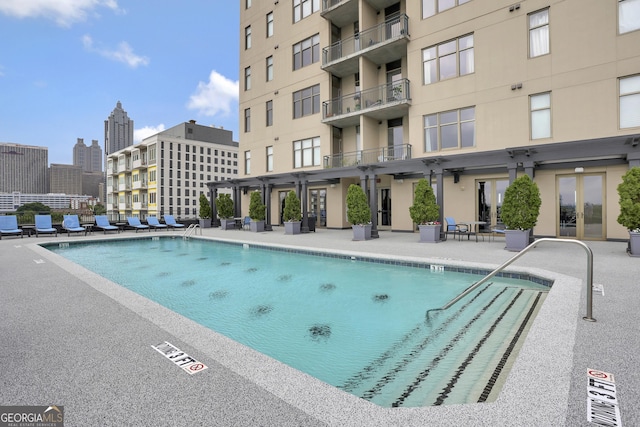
94, 215, 119, 234
490, 223, 507, 242
147, 216, 168, 231
62, 215, 87, 236
242, 216, 251, 230
34, 214, 58, 237
0, 215, 24, 240
127, 217, 150, 232
444, 217, 470, 241
163, 215, 184, 229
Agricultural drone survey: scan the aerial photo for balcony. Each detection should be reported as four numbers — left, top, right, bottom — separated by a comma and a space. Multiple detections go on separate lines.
322, 14, 409, 77
322, 79, 411, 127
321, 0, 357, 27
133, 202, 148, 211
132, 159, 147, 169
132, 180, 148, 190
323, 144, 412, 169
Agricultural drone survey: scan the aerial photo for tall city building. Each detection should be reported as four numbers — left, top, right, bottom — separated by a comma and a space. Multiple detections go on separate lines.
0, 142, 48, 194
104, 101, 134, 157
49, 164, 83, 195
106, 121, 238, 220
73, 138, 102, 172
213, 0, 640, 241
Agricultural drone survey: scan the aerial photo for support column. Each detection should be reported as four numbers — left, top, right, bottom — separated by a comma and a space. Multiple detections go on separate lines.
234, 185, 241, 218
301, 179, 309, 233
369, 173, 379, 238
264, 182, 273, 231
628, 152, 640, 168
523, 161, 535, 179
508, 163, 518, 184
211, 187, 220, 227
433, 168, 445, 240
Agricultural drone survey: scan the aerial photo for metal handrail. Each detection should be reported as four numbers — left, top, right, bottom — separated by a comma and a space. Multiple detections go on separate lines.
426, 238, 596, 322
182, 223, 201, 239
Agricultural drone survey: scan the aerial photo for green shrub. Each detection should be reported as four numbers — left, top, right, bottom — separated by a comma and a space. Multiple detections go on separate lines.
346, 184, 371, 225
617, 167, 640, 232
283, 190, 302, 222
199, 194, 212, 219
501, 175, 541, 230
409, 178, 440, 225
248, 191, 266, 221
215, 193, 234, 219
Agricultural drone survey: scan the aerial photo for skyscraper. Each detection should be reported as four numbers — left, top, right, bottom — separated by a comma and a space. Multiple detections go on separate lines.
0, 142, 48, 193
73, 138, 102, 172
104, 101, 134, 157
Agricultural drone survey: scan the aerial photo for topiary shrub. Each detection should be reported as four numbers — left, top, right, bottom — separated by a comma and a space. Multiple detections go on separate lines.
501, 175, 541, 230
409, 178, 440, 225
346, 184, 371, 225
283, 190, 302, 222
617, 166, 640, 232
248, 191, 266, 221
199, 193, 212, 219
215, 193, 234, 219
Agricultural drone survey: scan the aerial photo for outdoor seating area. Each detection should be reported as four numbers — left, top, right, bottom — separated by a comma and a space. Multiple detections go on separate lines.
62, 215, 87, 237
34, 215, 57, 237
0, 215, 24, 239
147, 216, 168, 231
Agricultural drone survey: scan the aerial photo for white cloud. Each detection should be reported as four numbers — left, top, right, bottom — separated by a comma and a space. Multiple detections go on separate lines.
82, 34, 149, 68
0, 0, 122, 27
134, 124, 165, 143
187, 70, 239, 117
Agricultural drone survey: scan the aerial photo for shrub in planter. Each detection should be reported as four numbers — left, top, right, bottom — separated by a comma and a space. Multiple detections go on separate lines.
346, 184, 372, 240
248, 191, 266, 232
283, 190, 302, 235
616, 166, 640, 256
216, 193, 235, 230
501, 175, 541, 251
199, 193, 212, 228
409, 178, 441, 243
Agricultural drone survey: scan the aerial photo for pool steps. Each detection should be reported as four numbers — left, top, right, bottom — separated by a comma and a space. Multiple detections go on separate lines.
339, 283, 547, 407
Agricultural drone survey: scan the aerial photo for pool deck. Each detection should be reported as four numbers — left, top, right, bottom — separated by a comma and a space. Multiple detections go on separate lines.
1, 226, 638, 426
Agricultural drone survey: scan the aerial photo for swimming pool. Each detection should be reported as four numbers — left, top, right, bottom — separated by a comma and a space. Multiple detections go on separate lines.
44, 236, 550, 407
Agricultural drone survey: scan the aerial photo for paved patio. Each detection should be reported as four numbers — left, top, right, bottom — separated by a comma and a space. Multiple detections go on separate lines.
1, 226, 637, 426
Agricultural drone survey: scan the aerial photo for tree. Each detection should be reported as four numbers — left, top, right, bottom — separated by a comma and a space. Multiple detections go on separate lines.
199, 194, 212, 219
346, 184, 371, 225
93, 203, 107, 215
16, 202, 50, 213
617, 166, 640, 231
248, 191, 266, 221
409, 178, 440, 225
215, 193, 234, 219
283, 190, 302, 222
501, 175, 541, 230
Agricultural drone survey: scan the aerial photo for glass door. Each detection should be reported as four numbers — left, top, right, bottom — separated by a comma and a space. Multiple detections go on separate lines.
557, 174, 605, 239
378, 188, 391, 228
309, 189, 326, 227
476, 179, 509, 232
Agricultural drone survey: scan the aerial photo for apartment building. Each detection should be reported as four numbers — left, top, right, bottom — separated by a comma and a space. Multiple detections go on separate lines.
216, 0, 640, 240
106, 121, 238, 221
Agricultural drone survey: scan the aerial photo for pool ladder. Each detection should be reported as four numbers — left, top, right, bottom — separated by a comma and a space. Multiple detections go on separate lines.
426, 238, 596, 322
182, 223, 201, 239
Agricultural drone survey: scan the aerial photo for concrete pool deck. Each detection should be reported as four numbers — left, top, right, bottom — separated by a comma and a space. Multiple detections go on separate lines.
1, 226, 637, 426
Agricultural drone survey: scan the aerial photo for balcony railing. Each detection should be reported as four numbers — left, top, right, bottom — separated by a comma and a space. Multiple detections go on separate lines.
322, 0, 344, 10
322, 14, 408, 65
323, 144, 411, 169
323, 79, 410, 119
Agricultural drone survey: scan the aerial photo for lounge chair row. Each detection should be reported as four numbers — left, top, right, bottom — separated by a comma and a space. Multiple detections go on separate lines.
0, 214, 184, 239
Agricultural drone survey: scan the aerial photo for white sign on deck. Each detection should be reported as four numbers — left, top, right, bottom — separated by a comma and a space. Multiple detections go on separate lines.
586, 369, 621, 426
152, 341, 208, 375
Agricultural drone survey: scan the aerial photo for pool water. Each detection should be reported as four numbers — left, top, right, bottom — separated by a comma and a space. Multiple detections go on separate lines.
45, 237, 550, 407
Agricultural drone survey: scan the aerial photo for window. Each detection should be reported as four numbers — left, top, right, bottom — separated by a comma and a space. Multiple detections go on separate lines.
422, 34, 474, 84
530, 93, 551, 139
246, 0, 251, 8
620, 75, 640, 128
266, 100, 273, 126
422, 0, 471, 19
620, 0, 640, 33
423, 107, 475, 151
294, 0, 319, 23
293, 34, 320, 70
244, 67, 251, 90
267, 12, 274, 37
245, 26, 252, 50
244, 151, 251, 175
293, 84, 320, 118
266, 146, 274, 172
529, 9, 549, 57
244, 108, 251, 132
266, 56, 273, 81
293, 137, 321, 168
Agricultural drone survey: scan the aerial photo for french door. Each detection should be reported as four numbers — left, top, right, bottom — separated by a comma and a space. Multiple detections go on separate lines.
557, 174, 605, 240
378, 188, 391, 229
476, 179, 509, 232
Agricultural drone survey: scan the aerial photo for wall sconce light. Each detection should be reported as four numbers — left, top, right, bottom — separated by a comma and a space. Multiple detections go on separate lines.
453, 172, 460, 183
274, 0, 279, 4
511, 83, 523, 90
575, 167, 584, 173
330, 183, 336, 188
397, 179, 403, 184
274, 45, 279, 49
509, 3, 520, 12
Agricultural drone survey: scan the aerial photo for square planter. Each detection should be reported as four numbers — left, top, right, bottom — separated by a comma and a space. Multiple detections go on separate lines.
250, 220, 265, 232
220, 218, 236, 230
352, 224, 372, 241
628, 232, 640, 257
418, 224, 441, 243
504, 229, 530, 252
199, 219, 212, 229
284, 221, 301, 235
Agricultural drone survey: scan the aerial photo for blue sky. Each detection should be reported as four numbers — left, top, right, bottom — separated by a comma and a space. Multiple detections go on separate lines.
0, 0, 240, 166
